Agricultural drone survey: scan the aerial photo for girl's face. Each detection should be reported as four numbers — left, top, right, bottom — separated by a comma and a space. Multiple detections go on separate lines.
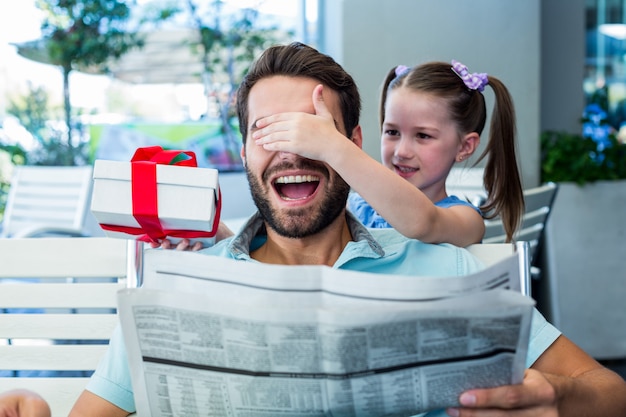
381, 88, 471, 202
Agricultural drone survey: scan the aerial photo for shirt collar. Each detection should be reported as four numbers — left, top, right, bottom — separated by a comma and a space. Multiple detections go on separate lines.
227, 211, 385, 261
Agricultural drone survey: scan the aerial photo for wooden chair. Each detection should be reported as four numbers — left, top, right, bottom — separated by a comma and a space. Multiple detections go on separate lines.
0, 237, 142, 417
0, 165, 95, 238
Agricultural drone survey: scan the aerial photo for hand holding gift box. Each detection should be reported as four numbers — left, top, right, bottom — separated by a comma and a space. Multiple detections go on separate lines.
91, 146, 221, 246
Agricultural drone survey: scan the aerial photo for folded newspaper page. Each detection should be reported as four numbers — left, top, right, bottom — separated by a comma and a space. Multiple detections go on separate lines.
118, 250, 534, 417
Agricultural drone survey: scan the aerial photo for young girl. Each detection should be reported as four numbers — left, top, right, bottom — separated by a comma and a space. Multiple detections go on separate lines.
252, 59, 524, 246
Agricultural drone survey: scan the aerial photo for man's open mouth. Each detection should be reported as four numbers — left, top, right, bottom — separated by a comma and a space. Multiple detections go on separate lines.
274, 175, 320, 201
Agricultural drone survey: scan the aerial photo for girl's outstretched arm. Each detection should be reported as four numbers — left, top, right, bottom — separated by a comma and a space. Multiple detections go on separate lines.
253, 85, 484, 246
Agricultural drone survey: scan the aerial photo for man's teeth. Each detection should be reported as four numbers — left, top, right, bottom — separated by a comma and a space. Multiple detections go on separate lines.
275, 175, 320, 183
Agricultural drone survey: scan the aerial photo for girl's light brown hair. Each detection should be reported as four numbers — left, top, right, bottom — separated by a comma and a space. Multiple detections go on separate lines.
380, 62, 524, 242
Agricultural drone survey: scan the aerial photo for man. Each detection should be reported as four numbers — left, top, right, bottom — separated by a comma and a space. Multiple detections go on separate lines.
70, 42, 626, 417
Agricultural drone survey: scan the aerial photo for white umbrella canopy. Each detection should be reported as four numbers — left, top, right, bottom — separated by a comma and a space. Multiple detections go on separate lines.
13, 28, 207, 85
106, 29, 206, 84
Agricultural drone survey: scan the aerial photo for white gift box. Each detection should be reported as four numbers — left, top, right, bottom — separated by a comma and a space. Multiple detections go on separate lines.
91, 159, 220, 246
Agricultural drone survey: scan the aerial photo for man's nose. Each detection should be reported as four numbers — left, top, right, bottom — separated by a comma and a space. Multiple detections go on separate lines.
278, 150, 299, 162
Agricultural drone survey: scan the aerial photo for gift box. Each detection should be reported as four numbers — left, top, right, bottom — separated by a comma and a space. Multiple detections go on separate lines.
90, 147, 220, 246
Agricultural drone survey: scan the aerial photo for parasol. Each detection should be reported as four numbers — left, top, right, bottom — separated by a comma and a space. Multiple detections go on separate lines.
13, 28, 206, 84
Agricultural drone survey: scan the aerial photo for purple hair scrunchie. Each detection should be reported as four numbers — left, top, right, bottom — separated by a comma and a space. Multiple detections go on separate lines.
395, 65, 410, 77
451, 60, 489, 92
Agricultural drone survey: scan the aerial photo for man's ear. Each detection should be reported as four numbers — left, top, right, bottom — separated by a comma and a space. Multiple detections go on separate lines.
240, 144, 246, 167
350, 125, 363, 149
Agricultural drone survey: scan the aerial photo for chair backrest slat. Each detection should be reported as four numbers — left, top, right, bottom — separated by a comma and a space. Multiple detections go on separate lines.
0, 314, 119, 339
0, 283, 123, 309
0, 345, 111, 370
1, 165, 94, 238
482, 183, 558, 263
2, 237, 128, 277
523, 182, 559, 212
0, 237, 136, 417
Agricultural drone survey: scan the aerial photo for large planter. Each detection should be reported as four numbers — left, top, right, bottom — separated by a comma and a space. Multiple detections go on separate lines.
542, 180, 626, 359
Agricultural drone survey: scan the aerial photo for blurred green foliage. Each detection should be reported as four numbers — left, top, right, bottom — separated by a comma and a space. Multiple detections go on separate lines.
541, 131, 626, 185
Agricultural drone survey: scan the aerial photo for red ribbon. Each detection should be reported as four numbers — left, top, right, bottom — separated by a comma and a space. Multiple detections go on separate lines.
100, 146, 221, 243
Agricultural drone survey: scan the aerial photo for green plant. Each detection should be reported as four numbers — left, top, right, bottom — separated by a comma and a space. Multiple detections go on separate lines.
540, 130, 626, 185
35, 0, 148, 154
7, 83, 90, 166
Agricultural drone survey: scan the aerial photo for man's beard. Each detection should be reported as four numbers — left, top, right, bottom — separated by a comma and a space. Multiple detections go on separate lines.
246, 160, 350, 238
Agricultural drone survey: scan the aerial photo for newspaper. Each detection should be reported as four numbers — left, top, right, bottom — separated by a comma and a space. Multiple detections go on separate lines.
117, 249, 535, 417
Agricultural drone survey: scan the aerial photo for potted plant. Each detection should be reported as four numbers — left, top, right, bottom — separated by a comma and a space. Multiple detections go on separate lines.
539, 115, 626, 360
541, 131, 626, 185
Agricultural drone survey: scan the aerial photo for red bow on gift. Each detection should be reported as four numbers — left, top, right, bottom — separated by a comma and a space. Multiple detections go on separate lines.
101, 146, 221, 244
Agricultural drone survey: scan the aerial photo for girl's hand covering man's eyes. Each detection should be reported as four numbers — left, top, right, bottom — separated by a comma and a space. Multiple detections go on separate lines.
252, 84, 346, 163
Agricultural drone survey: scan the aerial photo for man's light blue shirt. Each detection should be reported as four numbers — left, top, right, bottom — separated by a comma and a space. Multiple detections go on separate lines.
87, 212, 561, 415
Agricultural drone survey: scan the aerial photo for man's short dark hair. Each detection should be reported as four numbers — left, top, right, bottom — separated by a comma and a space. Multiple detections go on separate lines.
236, 42, 361, 143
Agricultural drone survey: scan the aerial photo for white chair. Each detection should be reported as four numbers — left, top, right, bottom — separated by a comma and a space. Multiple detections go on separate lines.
466, 241, 531, 296
0, 165, 96, 238
0, 237, 142, 417
446, 171, 558, 266
482, 182, 558, 281
446, 166, 486, 206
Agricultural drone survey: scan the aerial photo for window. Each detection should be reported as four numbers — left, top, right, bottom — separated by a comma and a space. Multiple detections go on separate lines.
585, 0, 626, 140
